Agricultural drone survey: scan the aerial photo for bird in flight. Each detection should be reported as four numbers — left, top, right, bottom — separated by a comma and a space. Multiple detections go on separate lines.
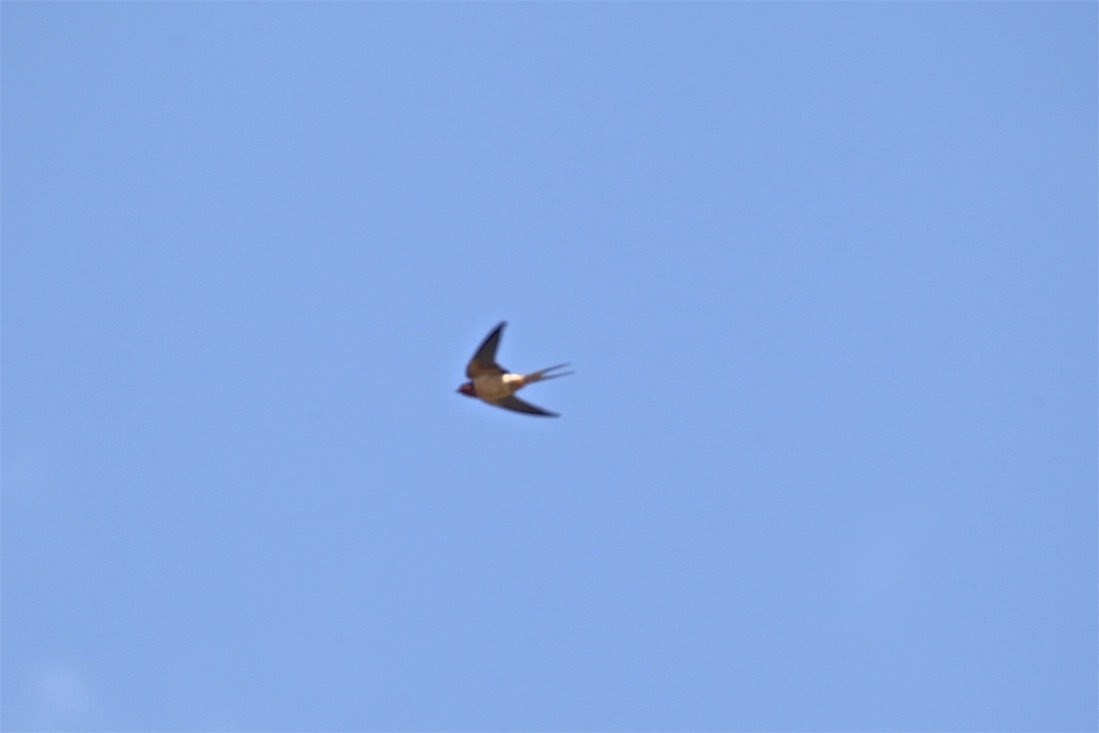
457, 321, 572, 417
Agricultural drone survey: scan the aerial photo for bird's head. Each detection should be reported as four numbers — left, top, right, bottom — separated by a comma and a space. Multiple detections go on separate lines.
457, 382, 476, 398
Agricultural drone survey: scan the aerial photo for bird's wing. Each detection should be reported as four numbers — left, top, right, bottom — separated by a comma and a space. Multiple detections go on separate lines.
467, 321, 508, 378
493, 394, 559, 417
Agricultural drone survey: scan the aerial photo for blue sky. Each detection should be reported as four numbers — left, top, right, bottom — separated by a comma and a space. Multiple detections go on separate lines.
3, 2, 1095, 731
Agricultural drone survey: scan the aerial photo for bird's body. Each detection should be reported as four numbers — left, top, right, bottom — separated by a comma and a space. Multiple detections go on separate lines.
457, 322, 571, 417
469, 372, 524, 401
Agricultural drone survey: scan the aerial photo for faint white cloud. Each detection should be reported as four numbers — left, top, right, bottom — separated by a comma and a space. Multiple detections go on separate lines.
18, 658, 93, 730
843, 512, 926, 618
3, 432, 69, 506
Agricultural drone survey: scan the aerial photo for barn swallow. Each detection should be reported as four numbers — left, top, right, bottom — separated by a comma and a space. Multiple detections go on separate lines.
457, 321, 572, 417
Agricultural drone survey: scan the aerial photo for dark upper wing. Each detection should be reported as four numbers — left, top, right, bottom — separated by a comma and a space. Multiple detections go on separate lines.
466, 321, 507, 378
493, 394, 559, 417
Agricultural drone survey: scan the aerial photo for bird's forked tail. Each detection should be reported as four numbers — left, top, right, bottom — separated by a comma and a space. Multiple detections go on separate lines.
523, 363, 573, 385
